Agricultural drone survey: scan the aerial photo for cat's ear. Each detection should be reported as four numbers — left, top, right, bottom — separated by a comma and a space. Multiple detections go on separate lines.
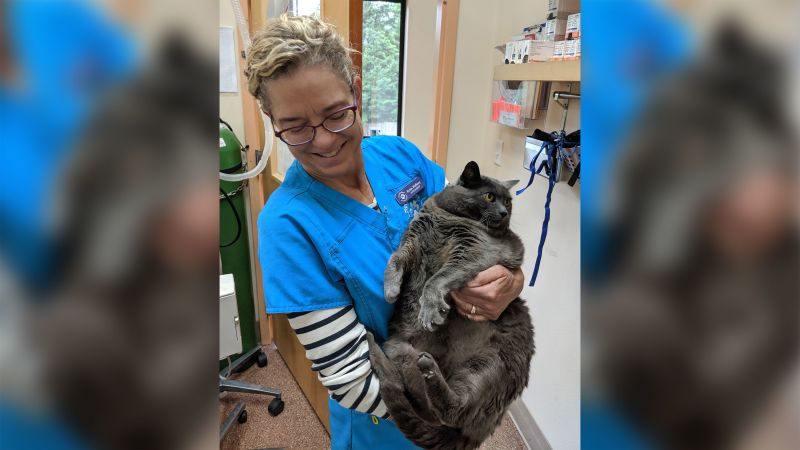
458, 161, 482, 188
502, 179, 519, 190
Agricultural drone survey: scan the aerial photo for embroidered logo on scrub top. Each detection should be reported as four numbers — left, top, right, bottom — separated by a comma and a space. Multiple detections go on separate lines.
395, 176, 425, 205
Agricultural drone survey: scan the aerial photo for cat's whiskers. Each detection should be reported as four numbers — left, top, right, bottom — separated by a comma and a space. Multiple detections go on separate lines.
479, 211, 490, 228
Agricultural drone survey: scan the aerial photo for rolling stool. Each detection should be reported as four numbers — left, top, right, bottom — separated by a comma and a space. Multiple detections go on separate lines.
220, 274, 284, 441
219, 346, 285, 440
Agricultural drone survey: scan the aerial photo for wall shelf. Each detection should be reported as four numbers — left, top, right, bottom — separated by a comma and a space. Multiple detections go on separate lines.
493, 60, 580, 82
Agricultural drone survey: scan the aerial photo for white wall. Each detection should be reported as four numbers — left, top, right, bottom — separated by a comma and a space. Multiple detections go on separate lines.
219, 0, 246, 140
445, 1, 581, 449
401, 0, 438, 158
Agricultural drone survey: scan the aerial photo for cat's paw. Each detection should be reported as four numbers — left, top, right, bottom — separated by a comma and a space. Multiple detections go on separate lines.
384, 265, 404, 304
366, 332, 394, 380
417, 352, 438, 379
365, 330, 378, 350
417, 293, 450, 331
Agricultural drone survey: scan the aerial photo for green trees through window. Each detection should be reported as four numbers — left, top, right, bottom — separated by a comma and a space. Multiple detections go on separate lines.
362, 0, 403, 136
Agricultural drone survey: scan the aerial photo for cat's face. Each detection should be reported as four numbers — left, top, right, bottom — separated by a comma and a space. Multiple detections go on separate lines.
440, 161, 518, 231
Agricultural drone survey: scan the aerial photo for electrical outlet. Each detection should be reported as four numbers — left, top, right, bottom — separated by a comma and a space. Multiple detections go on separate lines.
495, 140, 503, 166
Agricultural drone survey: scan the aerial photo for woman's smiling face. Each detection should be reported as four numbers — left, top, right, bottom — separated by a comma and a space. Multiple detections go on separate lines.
266, 64, 363, 182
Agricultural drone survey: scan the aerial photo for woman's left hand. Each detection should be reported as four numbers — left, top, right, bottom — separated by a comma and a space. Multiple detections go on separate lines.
451, 265, 524, 321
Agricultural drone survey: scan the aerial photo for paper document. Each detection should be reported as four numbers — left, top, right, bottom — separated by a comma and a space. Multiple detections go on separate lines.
219, 27, 238, 93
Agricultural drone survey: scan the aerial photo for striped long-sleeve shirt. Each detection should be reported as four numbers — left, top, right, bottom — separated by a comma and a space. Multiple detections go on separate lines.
287, 306, 389, 418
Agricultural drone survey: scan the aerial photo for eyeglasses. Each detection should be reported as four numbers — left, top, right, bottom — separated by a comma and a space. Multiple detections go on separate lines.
272, 104, 358, 146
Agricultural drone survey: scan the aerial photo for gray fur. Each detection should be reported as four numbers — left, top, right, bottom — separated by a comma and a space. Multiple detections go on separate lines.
369, 161, 535, 450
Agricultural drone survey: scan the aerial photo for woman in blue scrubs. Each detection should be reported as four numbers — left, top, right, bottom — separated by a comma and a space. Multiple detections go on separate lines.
246, 14, 524, 449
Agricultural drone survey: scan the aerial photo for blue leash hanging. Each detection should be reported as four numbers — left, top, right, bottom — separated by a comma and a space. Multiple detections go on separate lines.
530, 152, 556, 287
516, 132, 562, 287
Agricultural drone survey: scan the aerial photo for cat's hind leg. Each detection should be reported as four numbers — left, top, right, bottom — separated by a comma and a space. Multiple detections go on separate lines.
416, 352, 467, 427
382, 340, 443, 424
368, 336, 467, 448
367, 334, 441, 425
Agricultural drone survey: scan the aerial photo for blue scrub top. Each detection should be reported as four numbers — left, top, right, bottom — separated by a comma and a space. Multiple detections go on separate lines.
259, 136, 446, 449
1, 0, 134, 285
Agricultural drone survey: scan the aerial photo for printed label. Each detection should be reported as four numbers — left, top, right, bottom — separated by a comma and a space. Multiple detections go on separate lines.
395, 176, 425, 205
499, 111, 520, 127
567, 13, 580, 32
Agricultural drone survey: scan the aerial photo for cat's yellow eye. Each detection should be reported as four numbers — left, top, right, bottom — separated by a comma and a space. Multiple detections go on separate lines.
504, 198, 511, 206
484, 193, 495, 202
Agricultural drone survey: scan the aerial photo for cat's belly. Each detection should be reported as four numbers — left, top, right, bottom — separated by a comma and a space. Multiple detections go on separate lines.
407, 315, 498, 368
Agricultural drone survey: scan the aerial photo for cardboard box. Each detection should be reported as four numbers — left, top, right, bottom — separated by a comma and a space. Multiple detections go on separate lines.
551, 40, 566, 60
566, 13, 580, 36
522, 41, 555, 63
565, 38, 580, 60
545, 19, 567, 39
506, 39, 530, 64
548, 0, 580, 19
522, 23, 546, 41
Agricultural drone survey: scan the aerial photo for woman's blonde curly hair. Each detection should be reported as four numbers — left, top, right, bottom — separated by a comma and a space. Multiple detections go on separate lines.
244, 14, 358, 112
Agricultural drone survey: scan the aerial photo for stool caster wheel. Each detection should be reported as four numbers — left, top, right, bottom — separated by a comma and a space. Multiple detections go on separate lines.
237, 409, 248, 424
257, 350, 268, 368
268, 398, 284, 416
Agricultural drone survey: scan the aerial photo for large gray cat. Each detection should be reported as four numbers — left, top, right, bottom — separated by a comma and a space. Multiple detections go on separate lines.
368, 161, 535, 450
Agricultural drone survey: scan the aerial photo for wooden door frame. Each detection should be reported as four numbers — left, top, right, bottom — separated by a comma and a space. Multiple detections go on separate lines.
349, 0, 363, 78
430, 0, 459, 170
349, 0, 363, 116
232, 0, 273, 345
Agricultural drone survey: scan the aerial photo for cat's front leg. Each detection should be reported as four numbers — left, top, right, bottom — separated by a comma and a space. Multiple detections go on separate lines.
384, 252, 406, 304
417, 286, 450, 331
416, 256, 477, 330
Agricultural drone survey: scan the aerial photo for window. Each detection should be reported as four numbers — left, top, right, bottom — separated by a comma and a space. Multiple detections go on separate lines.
290, 0, 320, 17
361, 0, 406, 137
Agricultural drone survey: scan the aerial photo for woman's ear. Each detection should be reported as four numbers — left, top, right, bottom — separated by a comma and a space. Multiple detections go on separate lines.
353, 75, 363, 108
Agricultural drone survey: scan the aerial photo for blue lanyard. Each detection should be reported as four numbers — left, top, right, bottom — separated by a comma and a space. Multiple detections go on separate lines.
516, 135, 560, 287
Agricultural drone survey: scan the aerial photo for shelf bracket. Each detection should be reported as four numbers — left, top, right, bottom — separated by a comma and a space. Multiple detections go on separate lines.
553, 89, 580, 109
553, 84, 580, 131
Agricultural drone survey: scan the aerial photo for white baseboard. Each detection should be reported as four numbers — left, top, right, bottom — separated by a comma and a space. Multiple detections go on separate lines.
508, 399, 552, 450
